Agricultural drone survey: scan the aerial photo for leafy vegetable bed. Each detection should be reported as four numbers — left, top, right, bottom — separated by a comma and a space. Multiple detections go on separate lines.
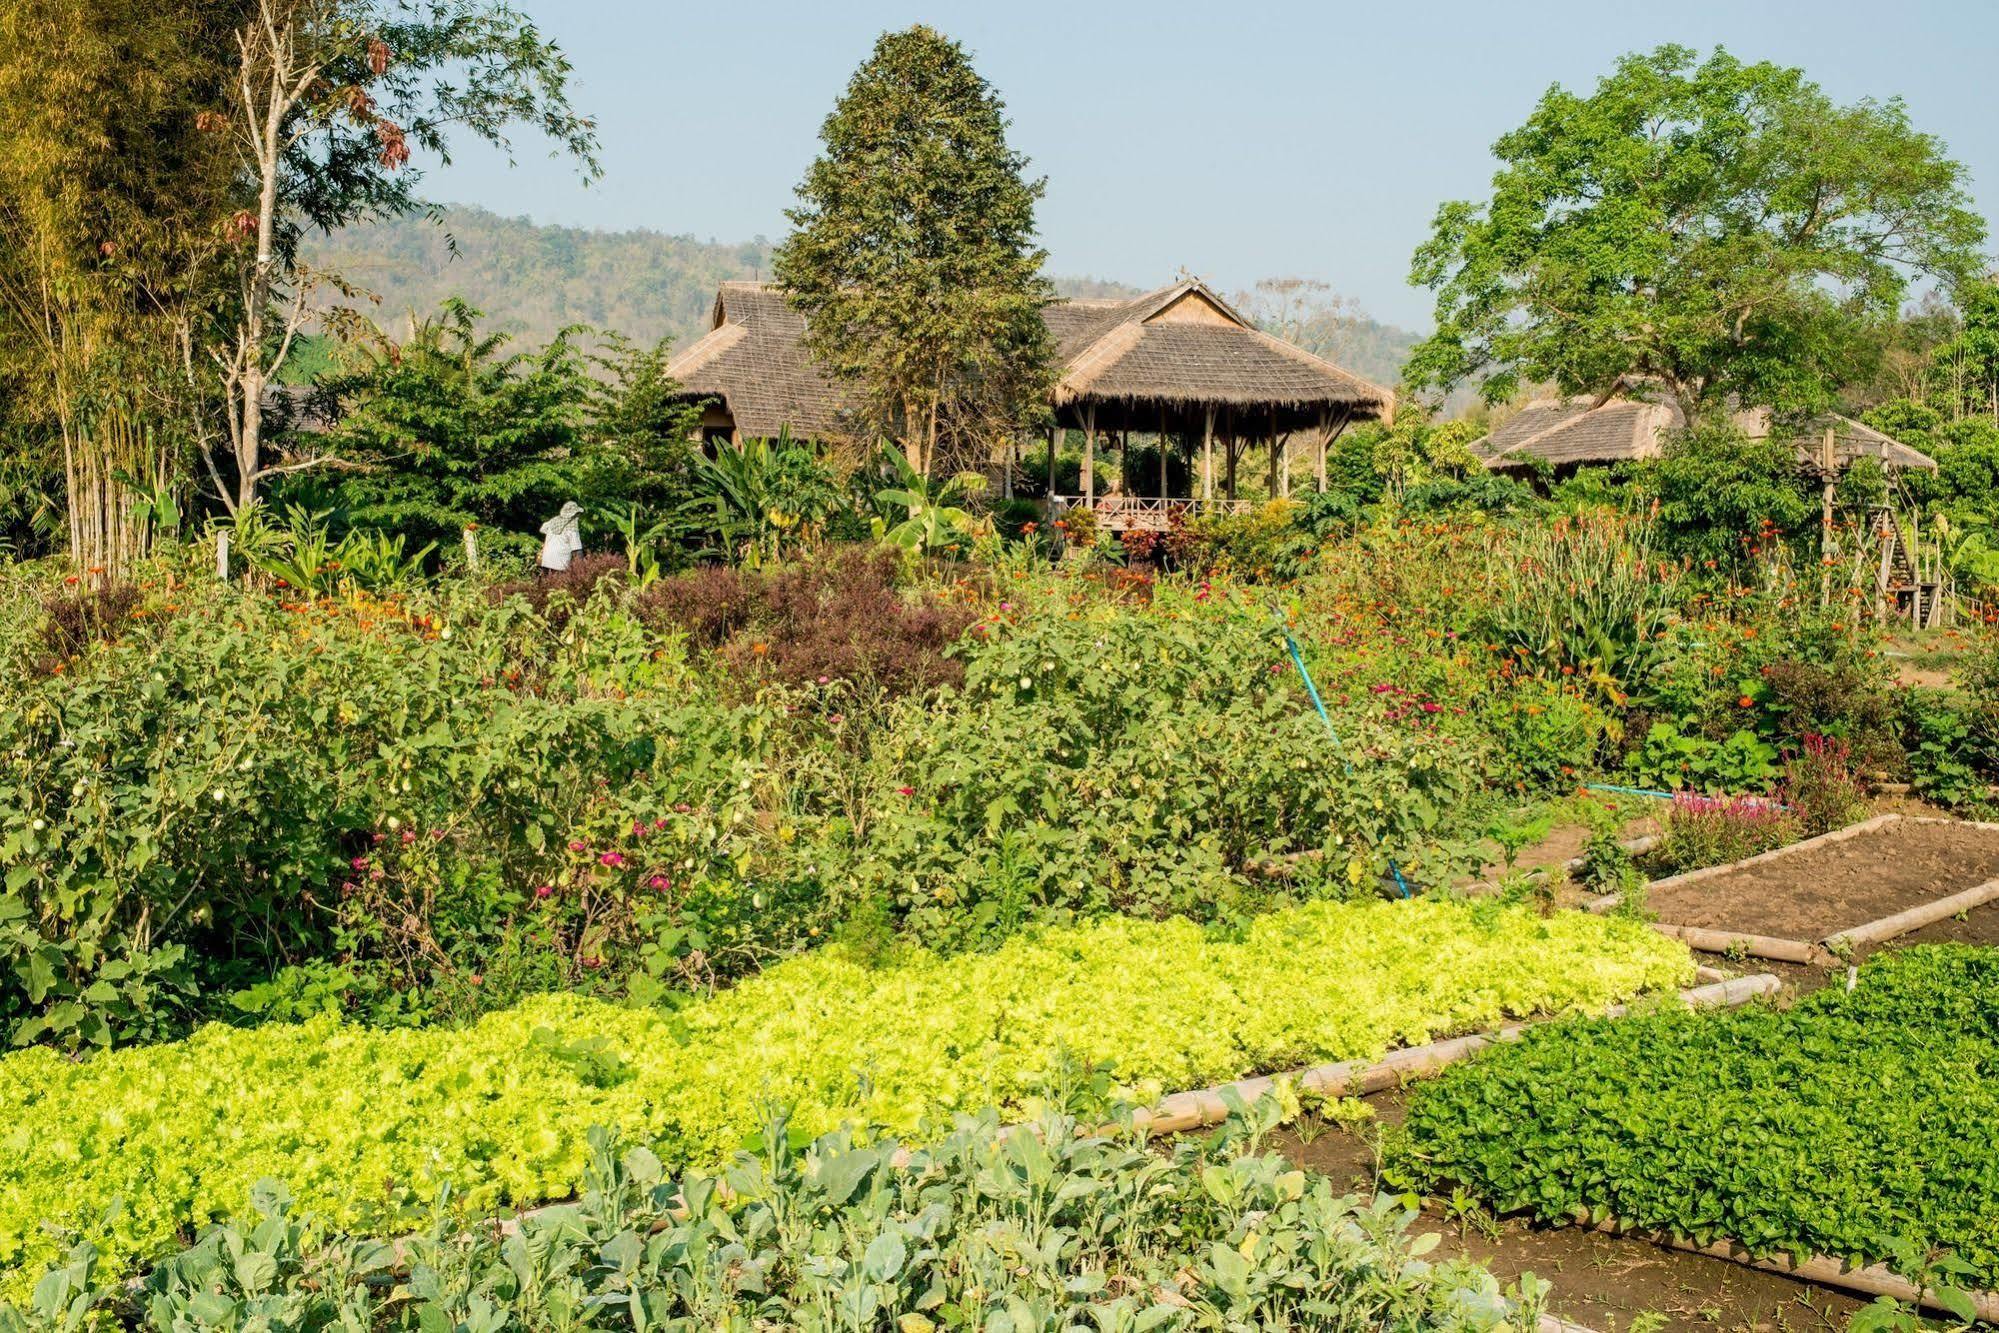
1397, 945, 1999, 1288
0, 899, 1687, 1290
15, 1116, 1543, 1333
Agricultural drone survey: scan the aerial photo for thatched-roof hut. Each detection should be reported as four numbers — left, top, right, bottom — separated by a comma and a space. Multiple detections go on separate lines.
1477, 383, 1935, 475
668, 283, 845, 442
667, 277, 1393, 525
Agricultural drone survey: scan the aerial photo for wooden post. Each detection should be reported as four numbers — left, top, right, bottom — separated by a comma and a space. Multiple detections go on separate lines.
1225, 412, 1238, 501
1315, 409, 1330, 492
1083, 404, 1097, 506
1046, 424, 1057, 499
1268, 408, 1280, 498
1158, 405, 1169, 499
1202, 407, 1216, 502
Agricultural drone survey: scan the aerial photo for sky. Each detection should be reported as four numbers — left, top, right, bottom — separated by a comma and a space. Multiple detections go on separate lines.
422, 0, 1999, 331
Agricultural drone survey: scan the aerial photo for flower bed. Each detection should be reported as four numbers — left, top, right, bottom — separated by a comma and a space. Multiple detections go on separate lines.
0, 898, 1689, 1290
1396, 945, 1999, 1289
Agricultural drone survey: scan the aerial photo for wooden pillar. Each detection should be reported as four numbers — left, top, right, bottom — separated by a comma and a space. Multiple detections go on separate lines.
1201, 406, 1215, 502
1315, 409, 1330, 493
1268, 407, 1281, 499
1225, 410, 1238, 501
1046, 424, 1057, 498
1083, 403, 1097, 505
1158, 405, 1169, 498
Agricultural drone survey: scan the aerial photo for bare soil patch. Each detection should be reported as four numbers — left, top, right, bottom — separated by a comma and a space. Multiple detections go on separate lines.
1644, 818, 1999, 942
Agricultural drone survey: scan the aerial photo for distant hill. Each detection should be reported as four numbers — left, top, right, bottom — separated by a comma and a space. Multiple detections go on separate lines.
305, 205, 1421, 388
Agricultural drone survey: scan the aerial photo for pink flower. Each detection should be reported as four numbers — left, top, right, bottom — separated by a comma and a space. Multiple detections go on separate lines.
653, 817, 669, 831
896, 785, 915, 797
567, 840, 586, 853
350, 855, 370, 871
468, 973, 483, 986
400, 828, 416, 845
1420, 702, 1442, 713
631, 820, 647, 837
534, 883, 554, 900
649, 875, 671, 891
673, 803, 691, 814
599, 851, 625, 867
817, 675, 830, 685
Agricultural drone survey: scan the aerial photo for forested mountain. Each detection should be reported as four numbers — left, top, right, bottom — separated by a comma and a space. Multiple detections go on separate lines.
306, 206, 1422, 386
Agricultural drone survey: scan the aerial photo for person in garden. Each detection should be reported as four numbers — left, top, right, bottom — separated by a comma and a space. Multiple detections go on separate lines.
538, 501, 584, 574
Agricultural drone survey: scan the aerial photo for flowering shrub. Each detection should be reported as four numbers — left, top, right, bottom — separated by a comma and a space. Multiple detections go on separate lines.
1654, 791, 1801, 874
1779, 732, 1868, 835
0, 897, 1690, 1290
0, 573, 795, 1047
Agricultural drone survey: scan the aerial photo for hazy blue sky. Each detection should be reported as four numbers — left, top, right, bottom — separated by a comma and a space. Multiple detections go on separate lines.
422, 0, 1999, 330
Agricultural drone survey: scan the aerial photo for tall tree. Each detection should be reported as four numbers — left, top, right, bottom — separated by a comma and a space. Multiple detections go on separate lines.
0, 1, 242, 571
774, 26, 1054, 475
1406, 45, 1988, 422
201, 0, 598, 513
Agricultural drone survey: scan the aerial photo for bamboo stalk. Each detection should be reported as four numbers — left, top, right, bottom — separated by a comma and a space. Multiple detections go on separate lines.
1824, 875, 1999, 952
1123, 975, 1781, 1137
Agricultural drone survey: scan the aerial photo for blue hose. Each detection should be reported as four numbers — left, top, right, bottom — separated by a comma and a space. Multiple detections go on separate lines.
1280, 627, 1413, 899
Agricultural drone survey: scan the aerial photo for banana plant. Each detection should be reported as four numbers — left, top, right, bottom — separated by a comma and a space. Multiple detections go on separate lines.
870, 445, 987, 554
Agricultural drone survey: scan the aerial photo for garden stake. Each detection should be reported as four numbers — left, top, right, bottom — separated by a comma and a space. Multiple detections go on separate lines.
1279, 625, 1412, 898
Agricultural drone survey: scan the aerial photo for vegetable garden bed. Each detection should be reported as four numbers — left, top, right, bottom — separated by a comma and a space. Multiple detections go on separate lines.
1395, 945, 1999, 1318
0, 897, 1689, 1294
1590, 814, 1999, 962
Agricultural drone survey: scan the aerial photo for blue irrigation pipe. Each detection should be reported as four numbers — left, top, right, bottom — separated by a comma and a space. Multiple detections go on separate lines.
1584, 781, 1679, 801
1279, 626, 1413, 899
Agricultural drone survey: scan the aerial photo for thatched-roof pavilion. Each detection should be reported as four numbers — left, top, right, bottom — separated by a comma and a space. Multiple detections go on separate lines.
667, 277, 1394, 528
1477, 383, 1935, 475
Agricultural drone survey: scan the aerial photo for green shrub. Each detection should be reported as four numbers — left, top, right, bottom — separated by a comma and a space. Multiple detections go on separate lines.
853, 587, 1495, 945
0, 575, 793, 1047
0, 897, 1690, 1289
1397, 945, 1999, 1288
10, 1115, 1545, 1333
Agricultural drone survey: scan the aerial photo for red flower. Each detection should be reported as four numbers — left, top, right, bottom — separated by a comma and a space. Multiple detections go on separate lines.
599, 851, 625, 867
534, 884, 554, 900
896, 785, 915, 797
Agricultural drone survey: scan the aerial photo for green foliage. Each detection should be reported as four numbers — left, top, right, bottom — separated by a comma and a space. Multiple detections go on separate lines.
1626, 724, 1779, 794
0, 573, 791, 1048
296, 301, 629, 553
688, 430, 846, 566
855, 587, 1495, 944
774, 25, 1054, 474
0, 896, 1689, 1290
1397, 945, 1999, 1288
868, 447, 985, 554
1408, 44, 1987, 418
1651, 423, 1816, 564
6, 1114, 1547, 1333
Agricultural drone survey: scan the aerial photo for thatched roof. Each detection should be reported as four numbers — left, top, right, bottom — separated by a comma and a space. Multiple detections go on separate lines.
1050, 280, 1394, 422
668, 277, 1393, 442
1478, 386, 1935, 473
667, 283, 847, 441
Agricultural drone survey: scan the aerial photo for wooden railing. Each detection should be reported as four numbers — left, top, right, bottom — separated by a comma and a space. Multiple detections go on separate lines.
1051, 495, 1257, 532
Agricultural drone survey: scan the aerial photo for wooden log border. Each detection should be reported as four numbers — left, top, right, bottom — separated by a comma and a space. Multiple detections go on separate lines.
1575, 1212, 1999, 1325
1123, 974, 1781, 1137
1587, 814, 1999, 963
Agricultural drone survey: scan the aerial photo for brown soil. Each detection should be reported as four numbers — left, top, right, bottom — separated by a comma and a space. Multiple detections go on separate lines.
1644, 818, 1999, 942
1274, 1094, 1866, 1332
